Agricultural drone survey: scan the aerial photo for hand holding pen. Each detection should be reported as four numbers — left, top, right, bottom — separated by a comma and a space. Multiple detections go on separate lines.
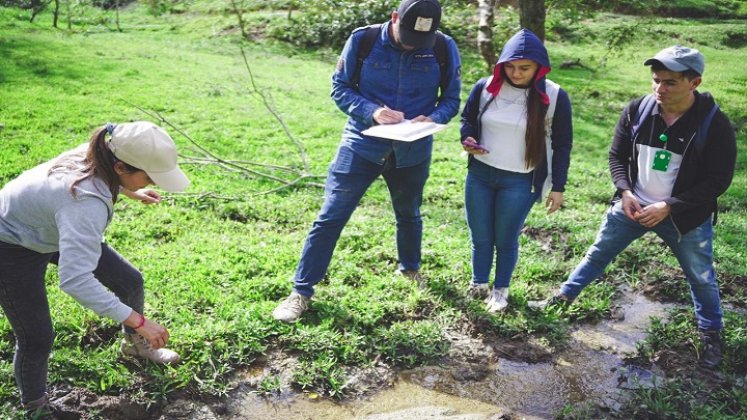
373, 103, 405, 124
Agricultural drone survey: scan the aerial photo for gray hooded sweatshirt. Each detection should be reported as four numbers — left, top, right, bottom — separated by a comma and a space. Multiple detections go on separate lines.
0, 149, 132, 323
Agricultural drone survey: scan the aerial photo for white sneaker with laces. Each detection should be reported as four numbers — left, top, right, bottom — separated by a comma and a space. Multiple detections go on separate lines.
486, 287, 509, 313
121, 333, 180, 364
272, 292, 310, 323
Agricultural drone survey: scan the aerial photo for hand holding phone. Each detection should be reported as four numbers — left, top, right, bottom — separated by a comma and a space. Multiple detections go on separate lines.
461, 139, 489, 154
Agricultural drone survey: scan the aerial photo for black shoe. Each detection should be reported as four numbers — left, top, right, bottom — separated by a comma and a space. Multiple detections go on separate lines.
700, 330, 723, 369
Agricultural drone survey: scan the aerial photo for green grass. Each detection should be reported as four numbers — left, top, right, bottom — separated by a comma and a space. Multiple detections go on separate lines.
620, 309, 747, 419
0, 2, 746, 418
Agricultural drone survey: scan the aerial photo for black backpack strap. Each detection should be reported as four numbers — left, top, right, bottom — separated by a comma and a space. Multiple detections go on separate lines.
693, 102, 720, 225
353, 25, 449, 98
433, 31, 448, 99
630, 94, 656, 142
351, 24, 381, 88
694, 103, 719, 154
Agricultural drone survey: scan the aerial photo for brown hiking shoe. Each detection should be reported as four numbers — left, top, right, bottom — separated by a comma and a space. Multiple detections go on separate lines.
121, 333, 180, 364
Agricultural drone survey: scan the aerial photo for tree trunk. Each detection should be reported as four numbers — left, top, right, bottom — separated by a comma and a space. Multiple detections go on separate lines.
29, 0, 50, 23
66, 0, 71, 30
115, 0, 121, 32
229, 0, 249, 40
519, 0, 545, 42
53, 0, 59, 28
477, 0, 497, 73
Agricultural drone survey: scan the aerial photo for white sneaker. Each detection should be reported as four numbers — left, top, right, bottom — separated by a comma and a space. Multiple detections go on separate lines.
486, 287, 509, 313
272, 292, 310, 323
121, 333, 180, 364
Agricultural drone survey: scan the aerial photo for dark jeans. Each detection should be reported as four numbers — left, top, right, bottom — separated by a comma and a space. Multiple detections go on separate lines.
0, 241, 144, 405
292, 146, 430, 297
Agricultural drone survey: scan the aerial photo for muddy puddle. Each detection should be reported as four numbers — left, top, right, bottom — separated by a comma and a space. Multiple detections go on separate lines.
204, 292, 673, 420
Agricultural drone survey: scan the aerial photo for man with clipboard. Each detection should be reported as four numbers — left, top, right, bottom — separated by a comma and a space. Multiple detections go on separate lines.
273, 0, 461, 323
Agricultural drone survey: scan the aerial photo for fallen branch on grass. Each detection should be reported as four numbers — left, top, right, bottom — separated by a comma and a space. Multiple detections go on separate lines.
559, 58, 593, 71
125, 50, 327, 199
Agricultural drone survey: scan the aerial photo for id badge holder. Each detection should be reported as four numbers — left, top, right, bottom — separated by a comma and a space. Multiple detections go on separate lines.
652, 150, 672, 172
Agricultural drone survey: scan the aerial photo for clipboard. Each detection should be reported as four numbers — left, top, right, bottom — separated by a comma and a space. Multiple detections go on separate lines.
362, 120, 447, 142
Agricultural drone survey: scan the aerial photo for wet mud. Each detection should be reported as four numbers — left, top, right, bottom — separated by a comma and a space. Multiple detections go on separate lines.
211, 291, 673, 420
41, 284, 746, 419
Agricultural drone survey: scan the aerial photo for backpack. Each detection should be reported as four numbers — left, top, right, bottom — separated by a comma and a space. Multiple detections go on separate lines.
351, 24, 449, 99
630, 93, 719, 155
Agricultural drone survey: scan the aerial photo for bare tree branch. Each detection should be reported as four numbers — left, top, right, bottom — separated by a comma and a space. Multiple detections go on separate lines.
123, 48, 326, 201
239, 46, 310, 173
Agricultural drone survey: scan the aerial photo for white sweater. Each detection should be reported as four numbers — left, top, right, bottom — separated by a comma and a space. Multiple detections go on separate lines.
475, 82, 533, 173
0, 151, 132, 323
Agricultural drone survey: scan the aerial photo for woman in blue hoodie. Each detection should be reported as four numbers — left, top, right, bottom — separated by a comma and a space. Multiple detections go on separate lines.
460, 29, 573, 312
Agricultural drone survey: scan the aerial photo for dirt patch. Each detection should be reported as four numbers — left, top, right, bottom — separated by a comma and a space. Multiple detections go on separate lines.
522, 226, 573, 260
719, 273, 747, 308
47, 385, 150, 419
80, 324, 120, 350
229, 348, 397, 398
36, 290, 734, 418
636, 262, 747, 311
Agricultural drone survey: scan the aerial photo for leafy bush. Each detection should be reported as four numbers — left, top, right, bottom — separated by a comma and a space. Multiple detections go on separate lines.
607, 0, 745, 18
268, 0, 395, 48
138, 0, 173, 16
266, 0, 475, 49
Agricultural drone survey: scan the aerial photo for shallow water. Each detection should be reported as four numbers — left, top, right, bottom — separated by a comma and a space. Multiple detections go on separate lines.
221, 292, 672, 420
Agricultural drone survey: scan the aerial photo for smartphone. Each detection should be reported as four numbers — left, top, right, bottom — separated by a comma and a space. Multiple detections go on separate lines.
461, 140, 489, 153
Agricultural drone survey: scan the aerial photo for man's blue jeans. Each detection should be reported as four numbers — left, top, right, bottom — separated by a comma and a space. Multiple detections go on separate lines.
0, 241, 144, 405
464, 159, 539, 288
560, 201, 723, 331
292, 145, 430, 297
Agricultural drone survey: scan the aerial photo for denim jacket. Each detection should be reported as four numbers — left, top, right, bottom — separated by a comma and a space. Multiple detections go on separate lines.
331, 21, 462, 168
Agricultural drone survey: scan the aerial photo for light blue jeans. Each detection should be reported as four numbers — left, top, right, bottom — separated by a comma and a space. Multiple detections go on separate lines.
292, 145, 430, 297
560, 201, 723, 331
464, 159, 539, 288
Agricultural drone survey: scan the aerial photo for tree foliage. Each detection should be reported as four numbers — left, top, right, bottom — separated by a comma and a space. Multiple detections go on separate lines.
268, 0, 395, 48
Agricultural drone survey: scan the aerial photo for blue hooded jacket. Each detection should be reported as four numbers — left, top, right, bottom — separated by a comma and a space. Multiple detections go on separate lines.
460, 29, 573, 195
487, 28, 551, 104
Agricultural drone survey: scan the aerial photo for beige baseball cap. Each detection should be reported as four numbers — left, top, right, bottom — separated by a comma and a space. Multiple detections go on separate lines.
108, 121, 190, 192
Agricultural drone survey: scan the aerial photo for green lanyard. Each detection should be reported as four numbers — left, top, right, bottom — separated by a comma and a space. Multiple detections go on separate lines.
653, 132, 671, 172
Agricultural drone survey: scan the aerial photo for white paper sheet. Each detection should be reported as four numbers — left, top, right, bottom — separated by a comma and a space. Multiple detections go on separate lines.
362, 120, 447, 142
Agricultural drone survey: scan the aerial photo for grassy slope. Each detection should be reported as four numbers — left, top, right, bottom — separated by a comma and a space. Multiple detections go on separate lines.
0, 3, 745, 417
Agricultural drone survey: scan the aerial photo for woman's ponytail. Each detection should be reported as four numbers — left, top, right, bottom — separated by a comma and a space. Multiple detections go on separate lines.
49, 125, 123, 201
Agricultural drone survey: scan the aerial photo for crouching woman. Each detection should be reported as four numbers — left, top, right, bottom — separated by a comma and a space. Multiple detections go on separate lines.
0, 121, 190, 414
